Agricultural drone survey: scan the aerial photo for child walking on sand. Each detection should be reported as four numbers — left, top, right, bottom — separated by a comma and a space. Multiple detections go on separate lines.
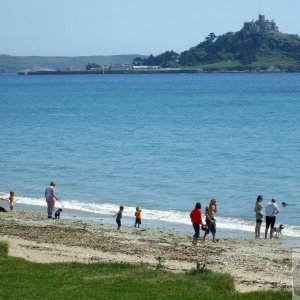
134, 207, 142, 228
113, 206, 124, 230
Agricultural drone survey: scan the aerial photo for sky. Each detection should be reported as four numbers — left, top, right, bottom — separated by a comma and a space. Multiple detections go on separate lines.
1, 0, 300, 56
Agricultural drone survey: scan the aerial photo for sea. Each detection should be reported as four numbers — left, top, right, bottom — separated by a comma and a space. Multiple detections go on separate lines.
0, 73, 299, 240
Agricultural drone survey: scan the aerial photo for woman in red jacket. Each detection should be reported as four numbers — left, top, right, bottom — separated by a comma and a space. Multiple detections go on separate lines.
190, 202, 203, 246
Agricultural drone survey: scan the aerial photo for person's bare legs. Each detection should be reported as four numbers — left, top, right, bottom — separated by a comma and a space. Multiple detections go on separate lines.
212, 233, 216, 242
265, 227, 269, 239
257, 222, 261, 238
255, 223, 262, 238
270, 228, 274, 239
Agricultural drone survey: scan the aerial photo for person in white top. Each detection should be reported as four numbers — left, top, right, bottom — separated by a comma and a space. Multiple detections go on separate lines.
264, 197, 280, 239
45, 181, 58, 219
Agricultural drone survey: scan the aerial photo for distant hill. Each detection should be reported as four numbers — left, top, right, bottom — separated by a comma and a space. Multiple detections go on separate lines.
134, 15, 300, 72
3, 15, 300, 73
0, 54, 146, 73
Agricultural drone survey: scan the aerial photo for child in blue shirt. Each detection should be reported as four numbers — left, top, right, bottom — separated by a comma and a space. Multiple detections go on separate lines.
113, 206, 124, 230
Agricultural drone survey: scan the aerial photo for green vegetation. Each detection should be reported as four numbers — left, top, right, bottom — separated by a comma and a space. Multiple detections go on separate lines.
86, 62, 102, 70
133, 51, 179, 68
134, 23, 300, 71
0, 242, 291, 299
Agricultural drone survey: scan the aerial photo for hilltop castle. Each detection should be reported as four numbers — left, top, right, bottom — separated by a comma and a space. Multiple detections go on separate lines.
243, 14, 279, 34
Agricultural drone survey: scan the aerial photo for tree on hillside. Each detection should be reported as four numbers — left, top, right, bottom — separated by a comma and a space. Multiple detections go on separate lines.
205, 32, 217, 42
132, 51, 179, 67
132, 57, 143, 65
86, 63, 101, 70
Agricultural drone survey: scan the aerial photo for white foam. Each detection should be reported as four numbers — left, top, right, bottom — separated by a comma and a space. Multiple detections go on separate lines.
6, 194, 300, 238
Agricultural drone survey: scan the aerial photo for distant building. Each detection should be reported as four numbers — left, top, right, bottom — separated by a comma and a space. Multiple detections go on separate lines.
132, 65, 161, 70
65, 66, 82, 71
109, 64, 132, 70
243, 14, 279, 34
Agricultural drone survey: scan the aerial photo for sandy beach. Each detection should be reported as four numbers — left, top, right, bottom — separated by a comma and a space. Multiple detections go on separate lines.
0, 210, 298, 293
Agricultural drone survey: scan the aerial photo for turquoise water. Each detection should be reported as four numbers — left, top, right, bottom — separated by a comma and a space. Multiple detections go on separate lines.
0, 73, 299, 236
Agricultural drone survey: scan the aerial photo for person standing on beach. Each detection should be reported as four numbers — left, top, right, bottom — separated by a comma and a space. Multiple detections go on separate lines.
265, 197, 279, 239
8, 191, 16, 211
45, 181, 58, 219
0, 192, 15, 211
113, 205, 124, 230
254, 195, 263, 238
190, 202, 203, 246
134, 207, 142, 228
203, 199, 217, 243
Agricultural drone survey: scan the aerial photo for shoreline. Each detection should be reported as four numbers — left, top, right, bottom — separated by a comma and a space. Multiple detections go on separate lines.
12, 202, 300, 243
0, 210, 299, 293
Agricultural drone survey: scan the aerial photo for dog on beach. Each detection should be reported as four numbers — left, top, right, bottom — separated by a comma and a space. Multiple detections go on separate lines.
54, 208, 62, 219
274, 224, 284, 238
0, 206, 7, 212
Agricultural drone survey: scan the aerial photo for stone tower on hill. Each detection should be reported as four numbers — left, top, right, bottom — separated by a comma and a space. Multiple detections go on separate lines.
243, 14, 279, 34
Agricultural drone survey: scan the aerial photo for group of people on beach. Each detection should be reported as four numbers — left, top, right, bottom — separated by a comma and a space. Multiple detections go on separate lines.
1, 182, 60, 218
190, 199, 217, 245
1, 182, 282, 244
112, 206, 142, 230
190, 195, 282, 245
254, 195, 280, 239
44, 181, 143, 229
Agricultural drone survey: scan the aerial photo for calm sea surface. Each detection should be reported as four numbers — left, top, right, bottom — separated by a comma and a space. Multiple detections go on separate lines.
0, 73, 299, 236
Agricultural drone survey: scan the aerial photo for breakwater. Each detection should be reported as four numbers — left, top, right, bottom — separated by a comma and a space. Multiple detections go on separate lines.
18, 69, 199, 75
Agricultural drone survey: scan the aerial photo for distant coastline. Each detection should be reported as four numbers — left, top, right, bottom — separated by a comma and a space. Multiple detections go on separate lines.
3, 15, 300, 74
17, 67, 299, 75
18, 68, 199, 75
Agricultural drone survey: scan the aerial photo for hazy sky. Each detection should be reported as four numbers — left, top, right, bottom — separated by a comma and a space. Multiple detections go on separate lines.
1, 0, 300, 56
